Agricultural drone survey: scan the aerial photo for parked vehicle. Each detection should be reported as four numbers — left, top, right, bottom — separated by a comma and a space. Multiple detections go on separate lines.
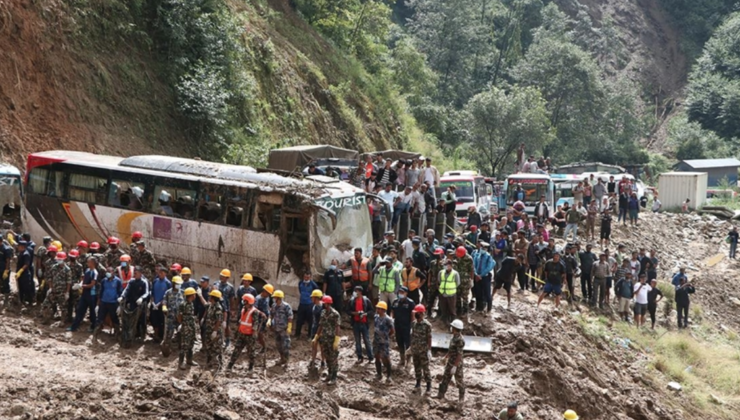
439, 171, 491, 225
502, 173, 554, 214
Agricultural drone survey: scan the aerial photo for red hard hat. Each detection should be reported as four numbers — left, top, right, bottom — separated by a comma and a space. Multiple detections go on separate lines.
107, 237, 120, 245
89, 242, 100, 251
321, 296, 333, 304
77, 240, 88, 248
412, 304, 426, 313
433, 248, 445, 256
47, 245, 58, 253
242, 293, 255, 304
170, 263, 182, 272
68, 249, 80, 258
132, 231, 143, 240
55, 252, 67, 261
456, 246, 466, 258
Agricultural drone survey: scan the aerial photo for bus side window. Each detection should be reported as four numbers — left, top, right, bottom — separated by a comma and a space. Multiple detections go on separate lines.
197, 184, 223, 223
68, 173, 108, 204
225, 187, 246, 227
250, 193, 283, 232
153, 185, 196, 219
28, 168, 49, 195
109, 180, 148, 211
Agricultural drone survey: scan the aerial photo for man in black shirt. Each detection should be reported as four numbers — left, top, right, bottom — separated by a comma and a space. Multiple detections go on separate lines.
493, 250, 517, 308
675, 278, 695, 329
563, 245, 579, 303
607, 176, 616, 195
578, 244, 596, 302
728, 227, 738, 259
647, 279, 663, 329
537, 252, 566, 308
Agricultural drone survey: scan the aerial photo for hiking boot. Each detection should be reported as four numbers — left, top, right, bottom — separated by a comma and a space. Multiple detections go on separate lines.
374, 373, 382, 381
386, 376, 392, 384
355, 357, 363, 364
187, 359, 199, 367
327, 378, 336, 386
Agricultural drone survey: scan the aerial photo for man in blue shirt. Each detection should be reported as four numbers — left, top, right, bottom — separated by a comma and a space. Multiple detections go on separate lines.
151, 267, 172, 341
236, 273, 258, 312
15, 241, 34, 305
671, 267, 688, 288
120, 266, 150, 341
96, 266, 123, 336
68, 256, 99, 332
473, 240, 495, 312
295, 271, 319, 339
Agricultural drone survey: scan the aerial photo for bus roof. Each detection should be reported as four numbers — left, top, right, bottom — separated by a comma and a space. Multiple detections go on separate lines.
507, 173, 551, 179
0, 162, 21, 176
28, 151, 364, 199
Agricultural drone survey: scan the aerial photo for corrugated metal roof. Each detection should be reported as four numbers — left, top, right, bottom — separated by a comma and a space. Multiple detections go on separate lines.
679, 158, 740, 169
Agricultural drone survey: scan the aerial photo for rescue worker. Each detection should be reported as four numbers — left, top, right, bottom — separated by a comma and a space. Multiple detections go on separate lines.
255, 284, 274, 353
401, 257, 425, 307
65, 249, 85, 323
68, 256, 99, 332
410, 304, 432, 394
119, 266, 149, 344
348, 286, 374, 363
76, 240, 89, 262
199, 289, 224, 369
427, 248, 445, 315
0, 237, 13, 301
390, 286, 415, 367
563, 409, 579, 420
169, 263, 182, 280
455, 247, 474, 316
96, 266, 123, 336
228, 292, 268, 371
88, 242, 101, 258
295, 271, 319, 339
472, 241, 495, 312
34, 236, 51, 289
15, 241, 34, 306
497, 402, 524, 420
322, 261, 344, 314
42, 251, 72, 324
161, 276, 185, 355
118, 255, 134, 289
438, 260, 460, 323
314, 295, 341, 385
348, 247, 371, 294
150, 267, 171, 341
374, 257, 401, 305
373, 301, 395, 383
270, 289, 293, 365
178, 287, 198, 369
136, 241, 157, 280
129, 231, 143, 265
309, 289, 325, 370
436, 319, 465, 405
180, 267, 196, 290
104, 237, 124, 269
217, 269, 236, 348
36, 244, 57, 304
236, 273, 257, 312
195, 276, 211, 323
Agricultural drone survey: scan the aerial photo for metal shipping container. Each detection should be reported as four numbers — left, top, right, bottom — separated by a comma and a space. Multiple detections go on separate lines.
658, 172, 708, 210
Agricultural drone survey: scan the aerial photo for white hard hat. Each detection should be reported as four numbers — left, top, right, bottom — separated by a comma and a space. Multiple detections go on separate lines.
159, 190, 171, 202
132, 186, 144, 198
450, 319, 464, 330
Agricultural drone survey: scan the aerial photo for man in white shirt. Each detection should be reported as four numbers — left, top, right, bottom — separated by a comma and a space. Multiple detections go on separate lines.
651, 197, 662, 213
401, 230, 416, 260
522, 158, 531, 173
393, 186, 416, 227
422, 157, 440, 197
411, 184, 425, 214
633, 274, 651, 328
378, 183, 399, 230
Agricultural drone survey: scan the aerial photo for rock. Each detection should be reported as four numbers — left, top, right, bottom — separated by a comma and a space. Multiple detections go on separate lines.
729, 297, 740, 307
667, 382, 682, 392
9, 404, 26, 416
709, 394, 725, 405
214, 409, 241, 420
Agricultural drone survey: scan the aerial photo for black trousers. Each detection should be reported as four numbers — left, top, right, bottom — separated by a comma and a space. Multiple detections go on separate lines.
648, 302, 658, 327
677, 302, 689, 328
295, 303, 313, 337
396, 325, 411, 352
97, 302, 120, 327
517, 266, 527, 291
408, 289, 421, 307
580, 271, 592, 301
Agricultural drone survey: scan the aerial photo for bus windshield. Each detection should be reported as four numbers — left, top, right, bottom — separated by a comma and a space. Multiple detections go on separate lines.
507, 178, 550, 205
315, 193, 373, 266
440, 180, 475, 198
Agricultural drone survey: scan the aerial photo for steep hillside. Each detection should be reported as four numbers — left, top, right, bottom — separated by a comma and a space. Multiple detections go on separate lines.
0, 0, 409, 169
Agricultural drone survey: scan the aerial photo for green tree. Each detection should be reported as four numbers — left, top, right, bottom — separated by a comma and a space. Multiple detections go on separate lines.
666, 115, 736, 160
686, 12, 740, 141
462, 85, 554, 176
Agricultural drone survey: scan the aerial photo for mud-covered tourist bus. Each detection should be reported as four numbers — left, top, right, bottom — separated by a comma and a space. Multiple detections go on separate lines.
23, 151, 373, 306
1, 162, 23, 222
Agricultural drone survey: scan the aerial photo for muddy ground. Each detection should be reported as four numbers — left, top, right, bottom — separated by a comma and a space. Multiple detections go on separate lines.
0, 211, 737, 420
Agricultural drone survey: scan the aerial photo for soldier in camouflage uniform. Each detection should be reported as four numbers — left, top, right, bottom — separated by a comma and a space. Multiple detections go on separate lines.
161, 276, 185, 356
42, 252, 72, 323
410, 304, 432, 394
136, 242, 157, 281
315, 295, 341, 385
129, 232, 143, 266
427, 248, 445, 316
178, 287, 198, 369
373, 301, 395, 383
200, 289, 225, 369
37, 244, 57, 305
65, 250, 85, 323
269, 290, 293, 365
104, 237, 124, 270
227, 293, 267, 371
435, 319, 466, 404
454, 248, 474, 315
34, 236, 51, 280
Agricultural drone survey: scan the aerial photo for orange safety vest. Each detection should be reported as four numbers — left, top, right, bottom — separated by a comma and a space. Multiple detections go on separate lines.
238, 307, 257, 335
351, 258, 370, 282
118, 266, 134, 289
402, 267, 421, 291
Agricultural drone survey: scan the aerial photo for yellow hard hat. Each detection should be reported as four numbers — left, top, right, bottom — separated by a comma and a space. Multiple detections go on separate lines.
172, 276, 183, 284
311, 290, 323, 298
180, 267, 192, 275
209, 290, 223, 299
184, 287, 196, 296
220, 268, 231, 278
263, 284, 274, 295
376, 301, 388, 310
52, 240, 63, 251
563, 410, 579, 420
272, 290, 285, 299
241, 273, 253, 282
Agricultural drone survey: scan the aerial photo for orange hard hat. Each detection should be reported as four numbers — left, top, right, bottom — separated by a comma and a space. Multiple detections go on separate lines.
242, 293, 256, 304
